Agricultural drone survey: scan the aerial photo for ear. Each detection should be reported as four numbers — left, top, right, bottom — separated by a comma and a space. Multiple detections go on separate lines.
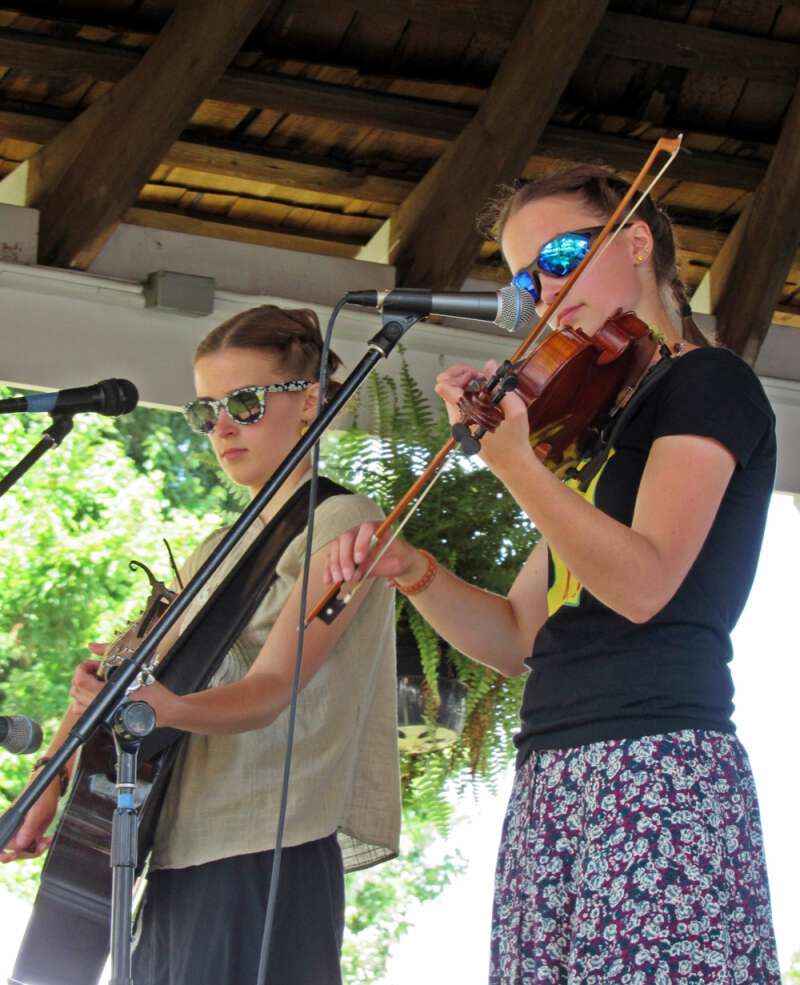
300, 381, 321, 423
629, 220, 654, 264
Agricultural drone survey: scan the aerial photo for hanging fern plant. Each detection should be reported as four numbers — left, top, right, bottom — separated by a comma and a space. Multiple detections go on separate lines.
321, 357, 539, 815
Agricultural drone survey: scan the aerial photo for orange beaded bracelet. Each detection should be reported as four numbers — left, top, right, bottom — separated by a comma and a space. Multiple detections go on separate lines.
389, 549, 438, 596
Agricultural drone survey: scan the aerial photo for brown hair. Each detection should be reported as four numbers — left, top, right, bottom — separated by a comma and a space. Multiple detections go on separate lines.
194, 305, 343, 388
481, 165, 709, 347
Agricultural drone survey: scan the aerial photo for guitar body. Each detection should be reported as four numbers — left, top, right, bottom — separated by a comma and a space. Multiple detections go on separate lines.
10, 732, 175, 985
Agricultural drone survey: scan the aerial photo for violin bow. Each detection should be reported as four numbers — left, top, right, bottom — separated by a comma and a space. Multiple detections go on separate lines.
306, 134, 683, 625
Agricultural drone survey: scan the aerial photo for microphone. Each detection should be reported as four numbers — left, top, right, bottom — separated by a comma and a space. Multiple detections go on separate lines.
0, 715, 43, 754
345, 285, 537, 334
0, 379, 139, 417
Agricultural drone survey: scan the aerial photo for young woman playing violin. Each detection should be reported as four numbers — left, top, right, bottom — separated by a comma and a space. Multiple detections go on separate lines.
326, 166, 780, 984
2, 306, 400, 985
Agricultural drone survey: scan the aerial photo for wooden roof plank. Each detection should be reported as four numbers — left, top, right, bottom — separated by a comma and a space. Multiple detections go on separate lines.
0, 0, 283, 268
366, 0, 610, 289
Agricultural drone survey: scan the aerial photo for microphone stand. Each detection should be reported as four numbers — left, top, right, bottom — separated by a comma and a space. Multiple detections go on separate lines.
0, 412, 75, 499
0, 308, 421, 985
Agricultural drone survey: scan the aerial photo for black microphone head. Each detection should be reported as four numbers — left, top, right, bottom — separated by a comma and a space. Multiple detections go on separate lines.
99, 379, 139, 416
2, 716, 43, 754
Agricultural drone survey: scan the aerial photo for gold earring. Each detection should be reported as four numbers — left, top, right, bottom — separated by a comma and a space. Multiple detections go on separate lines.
299, 423, 309, 436
636, 254, 646, 263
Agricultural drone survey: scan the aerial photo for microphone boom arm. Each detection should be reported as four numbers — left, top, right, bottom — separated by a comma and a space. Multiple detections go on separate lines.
0, 412, 76, 500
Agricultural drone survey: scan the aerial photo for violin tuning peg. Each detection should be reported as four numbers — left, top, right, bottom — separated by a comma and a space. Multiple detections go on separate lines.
452, 422, 482, 457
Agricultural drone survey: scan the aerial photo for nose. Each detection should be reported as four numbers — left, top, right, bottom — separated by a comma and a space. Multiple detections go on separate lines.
535, 275, 565, 314
213, 407, 239, 437
538, 272, 566, 305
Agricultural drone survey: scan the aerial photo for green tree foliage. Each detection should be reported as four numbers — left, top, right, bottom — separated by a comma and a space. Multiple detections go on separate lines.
0, 406, 228, 749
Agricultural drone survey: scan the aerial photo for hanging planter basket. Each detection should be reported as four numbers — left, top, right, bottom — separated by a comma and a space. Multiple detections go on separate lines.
397, 675, 468, 754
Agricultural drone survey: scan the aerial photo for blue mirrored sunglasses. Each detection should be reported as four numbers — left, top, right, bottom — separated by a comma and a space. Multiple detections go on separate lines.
182, 380, 311, 434
511, 224, 629, 303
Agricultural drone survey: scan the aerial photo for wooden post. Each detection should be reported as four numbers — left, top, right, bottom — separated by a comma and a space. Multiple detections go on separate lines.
0, 0, 276, 268
704, 80, 800, 362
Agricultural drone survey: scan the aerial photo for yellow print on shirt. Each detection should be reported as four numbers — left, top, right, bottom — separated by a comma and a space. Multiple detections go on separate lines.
547, 448, 615, 615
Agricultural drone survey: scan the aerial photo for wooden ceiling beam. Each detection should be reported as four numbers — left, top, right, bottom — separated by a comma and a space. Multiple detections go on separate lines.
0, 30, 779, 193
0, 102, 767, 206
0, 28, 474, 140
773, 305, 800, 330
0, 108, 414, 204
706, 80, 800, 361
165, 139, 411, 205
536, 128, 765, 192
124, 205, 362, 258
0, 7, 800, 85
2, 12, 800, 129
292, 0, 800, 31
364, 0, 609, 289
592, 11, 800, 86
0, 0, 277, 268
313, 4, 800, 84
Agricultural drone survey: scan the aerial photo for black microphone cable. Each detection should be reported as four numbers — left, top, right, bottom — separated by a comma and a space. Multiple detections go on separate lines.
255, 295, 349, 985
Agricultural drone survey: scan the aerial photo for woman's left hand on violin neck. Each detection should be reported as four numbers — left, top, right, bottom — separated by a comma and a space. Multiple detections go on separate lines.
435, 360, 535, 480
69, 651, 180, 727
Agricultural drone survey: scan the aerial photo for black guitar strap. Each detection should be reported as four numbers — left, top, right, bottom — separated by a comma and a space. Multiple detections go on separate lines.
140, 475, 349, 762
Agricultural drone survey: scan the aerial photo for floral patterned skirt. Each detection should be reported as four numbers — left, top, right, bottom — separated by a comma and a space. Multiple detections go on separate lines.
490, 730, 780, 985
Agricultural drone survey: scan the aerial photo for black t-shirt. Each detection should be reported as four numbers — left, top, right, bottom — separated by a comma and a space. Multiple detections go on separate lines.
515, 347, 776, 761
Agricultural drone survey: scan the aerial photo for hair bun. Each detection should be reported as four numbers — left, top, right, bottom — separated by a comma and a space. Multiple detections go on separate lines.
194, 304, 342, 378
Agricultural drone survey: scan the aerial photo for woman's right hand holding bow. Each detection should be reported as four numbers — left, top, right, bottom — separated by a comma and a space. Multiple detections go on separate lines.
323, 521, 427, 590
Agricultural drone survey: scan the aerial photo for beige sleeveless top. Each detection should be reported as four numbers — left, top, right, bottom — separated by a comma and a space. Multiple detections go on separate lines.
150, 488, 400, 873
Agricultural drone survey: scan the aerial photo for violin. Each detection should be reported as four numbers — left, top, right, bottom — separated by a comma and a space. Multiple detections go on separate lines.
456, 310, 657, 475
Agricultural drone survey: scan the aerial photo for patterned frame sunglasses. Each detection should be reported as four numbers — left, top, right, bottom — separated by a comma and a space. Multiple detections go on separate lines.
511, 223, 630, 303
182, 380, 311, 434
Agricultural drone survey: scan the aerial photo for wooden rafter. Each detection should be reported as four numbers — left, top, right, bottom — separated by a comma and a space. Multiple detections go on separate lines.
2, 10, 800, 86
359, 0, 609, 289
0, 27, 779, 194
0, 99, 769, 197
703, 80, 800, 361
0, 0, 275, 268
0, 109, 414, 204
